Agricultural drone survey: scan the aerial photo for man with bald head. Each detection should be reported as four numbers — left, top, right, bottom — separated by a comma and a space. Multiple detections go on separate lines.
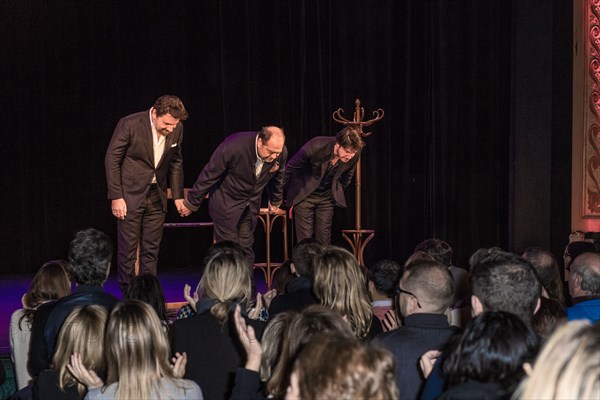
182, 126, 287, 267
373, 259, 457, 400
567, 252, 600, 322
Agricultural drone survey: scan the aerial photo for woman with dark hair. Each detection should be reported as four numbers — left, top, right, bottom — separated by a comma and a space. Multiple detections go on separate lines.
10, 260, 71, 389
439, 311, 539, 400
124, 273, 169, 330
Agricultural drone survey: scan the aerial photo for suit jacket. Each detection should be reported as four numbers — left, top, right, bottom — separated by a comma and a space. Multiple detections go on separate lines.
373, 313, 457, 400
284, 136, 359, 207
184, 131, 287, 230
105, 109, 184, 211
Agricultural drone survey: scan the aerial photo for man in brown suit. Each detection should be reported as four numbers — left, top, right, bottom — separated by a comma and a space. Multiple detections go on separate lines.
105, 95, 188, 291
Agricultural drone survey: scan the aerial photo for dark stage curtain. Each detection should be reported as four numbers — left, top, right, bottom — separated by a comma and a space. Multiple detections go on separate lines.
0, 1, 553, 273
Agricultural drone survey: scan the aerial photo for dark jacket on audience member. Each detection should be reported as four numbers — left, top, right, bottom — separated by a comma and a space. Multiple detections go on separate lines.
373, 313, 457, 400
268, 276, 318, 316
32, 369, 82, 400
28, 285, 119, 377
171, 307, 265, 400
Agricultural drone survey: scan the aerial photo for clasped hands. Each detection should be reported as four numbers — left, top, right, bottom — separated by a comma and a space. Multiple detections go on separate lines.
174, 199, 191, 217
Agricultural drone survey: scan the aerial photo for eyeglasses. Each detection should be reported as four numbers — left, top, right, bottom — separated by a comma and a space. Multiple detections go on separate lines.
395, 286, 422, 308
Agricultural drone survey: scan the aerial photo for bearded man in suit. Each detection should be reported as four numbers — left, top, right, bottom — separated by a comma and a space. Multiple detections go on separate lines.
181, 126, 287, 267
105, 95, 188, 291
284, 126, 363, 245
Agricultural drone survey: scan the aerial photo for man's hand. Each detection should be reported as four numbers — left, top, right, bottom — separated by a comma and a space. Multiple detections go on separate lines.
268, 202, 284, 215
419, 350, 441, 379
111, 198, 127, 220
175, 199, 191, 217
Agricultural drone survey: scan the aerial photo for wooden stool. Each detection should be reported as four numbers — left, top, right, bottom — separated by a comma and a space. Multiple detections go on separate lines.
254, 208, 289, 290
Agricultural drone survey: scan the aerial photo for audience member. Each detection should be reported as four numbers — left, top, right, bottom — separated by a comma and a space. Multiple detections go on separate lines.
269, 239, 321, 316
69, 300, 201, 399
374, 259, 456, 400
33, 305, 107, 400
439, 311, 538, 400
29, 228, 119, 377
367, 259, 403, 332
266, 305, 355, 399
171, 248, 265, 400
415, 239, 471, 327
273, 259, 294, 296
124, 273, 169, 330
567, 252, 600, 322
522, 246, 564, 305
177, 240, 246, 320
563, 240, 597, 281
531, 297, 567, 341
259, 312, 296, 383
420, 251, 542, 399
286, 333, 399, 400
10, 260, 70, 390
514, 320, 599, 400
312, 245, 378, 339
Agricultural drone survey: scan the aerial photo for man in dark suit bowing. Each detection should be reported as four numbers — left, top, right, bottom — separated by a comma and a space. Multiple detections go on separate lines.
181, 126, 287, 267
284, 126, 363, 245
105, 95, 189, 291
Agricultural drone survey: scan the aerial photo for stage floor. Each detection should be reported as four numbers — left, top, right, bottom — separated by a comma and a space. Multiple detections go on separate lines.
0, 269, 269, 355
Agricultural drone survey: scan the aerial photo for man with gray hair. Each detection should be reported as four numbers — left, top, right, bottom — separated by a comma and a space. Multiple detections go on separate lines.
567, 252, 600, 322
373, 259, 457, 400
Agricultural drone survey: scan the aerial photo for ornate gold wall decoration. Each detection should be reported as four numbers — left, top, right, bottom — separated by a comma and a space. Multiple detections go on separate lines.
584, 0, 600, 217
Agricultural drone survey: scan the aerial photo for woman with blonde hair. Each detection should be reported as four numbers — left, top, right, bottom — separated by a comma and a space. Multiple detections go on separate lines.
33, 305, 106, 399
285, 333, 399, 400
172, 248, 265, 399
69, 300, 201, 399
312, 245, 376, 339
10, 260, 71, 389
515, 320, 599, 399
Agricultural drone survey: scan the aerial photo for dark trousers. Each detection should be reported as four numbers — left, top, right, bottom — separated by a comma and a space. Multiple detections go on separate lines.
212, 205, 256, 268
293, 192, 335, 245
117, 185, 165, 288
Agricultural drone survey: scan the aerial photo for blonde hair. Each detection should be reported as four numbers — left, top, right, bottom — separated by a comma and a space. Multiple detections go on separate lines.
313, 246, 373, 338
105, 300, 186, 400
199, 250, 252, 322
515, 320, 599, 399
293, 333, 399, 400
52, 305, 107, 396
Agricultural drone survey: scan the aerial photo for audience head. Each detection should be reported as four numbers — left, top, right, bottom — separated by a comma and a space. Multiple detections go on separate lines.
200, 249, 252, 322
67, 228, 113, 286
415, 238, 453, 268
568, 252, 600, 297
203, 240, 246, 267
531, 297, 567, 340
564, 241, 597, 272
260, 311, 296, 382
52, 305, 107, 395
274, 259, 294, 295
291, 238, 322, 279
286, 333, 398, 400
443, 311, 538, 395
105, 300, 175, 398
312, 245, 373, 338
468, 247, 504, 271
367, 259, 403, 299
471, 251, 541, 324
21, 260, 70, 316
522, 246, 564, 304
267, 305, 354, 398
516, 320, 599, 399
124, 273, 169, 325
404, 250, 434, 267
399, 259, 454, 316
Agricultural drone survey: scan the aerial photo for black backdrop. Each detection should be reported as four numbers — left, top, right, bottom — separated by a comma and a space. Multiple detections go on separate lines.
1, 0, 571, 274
